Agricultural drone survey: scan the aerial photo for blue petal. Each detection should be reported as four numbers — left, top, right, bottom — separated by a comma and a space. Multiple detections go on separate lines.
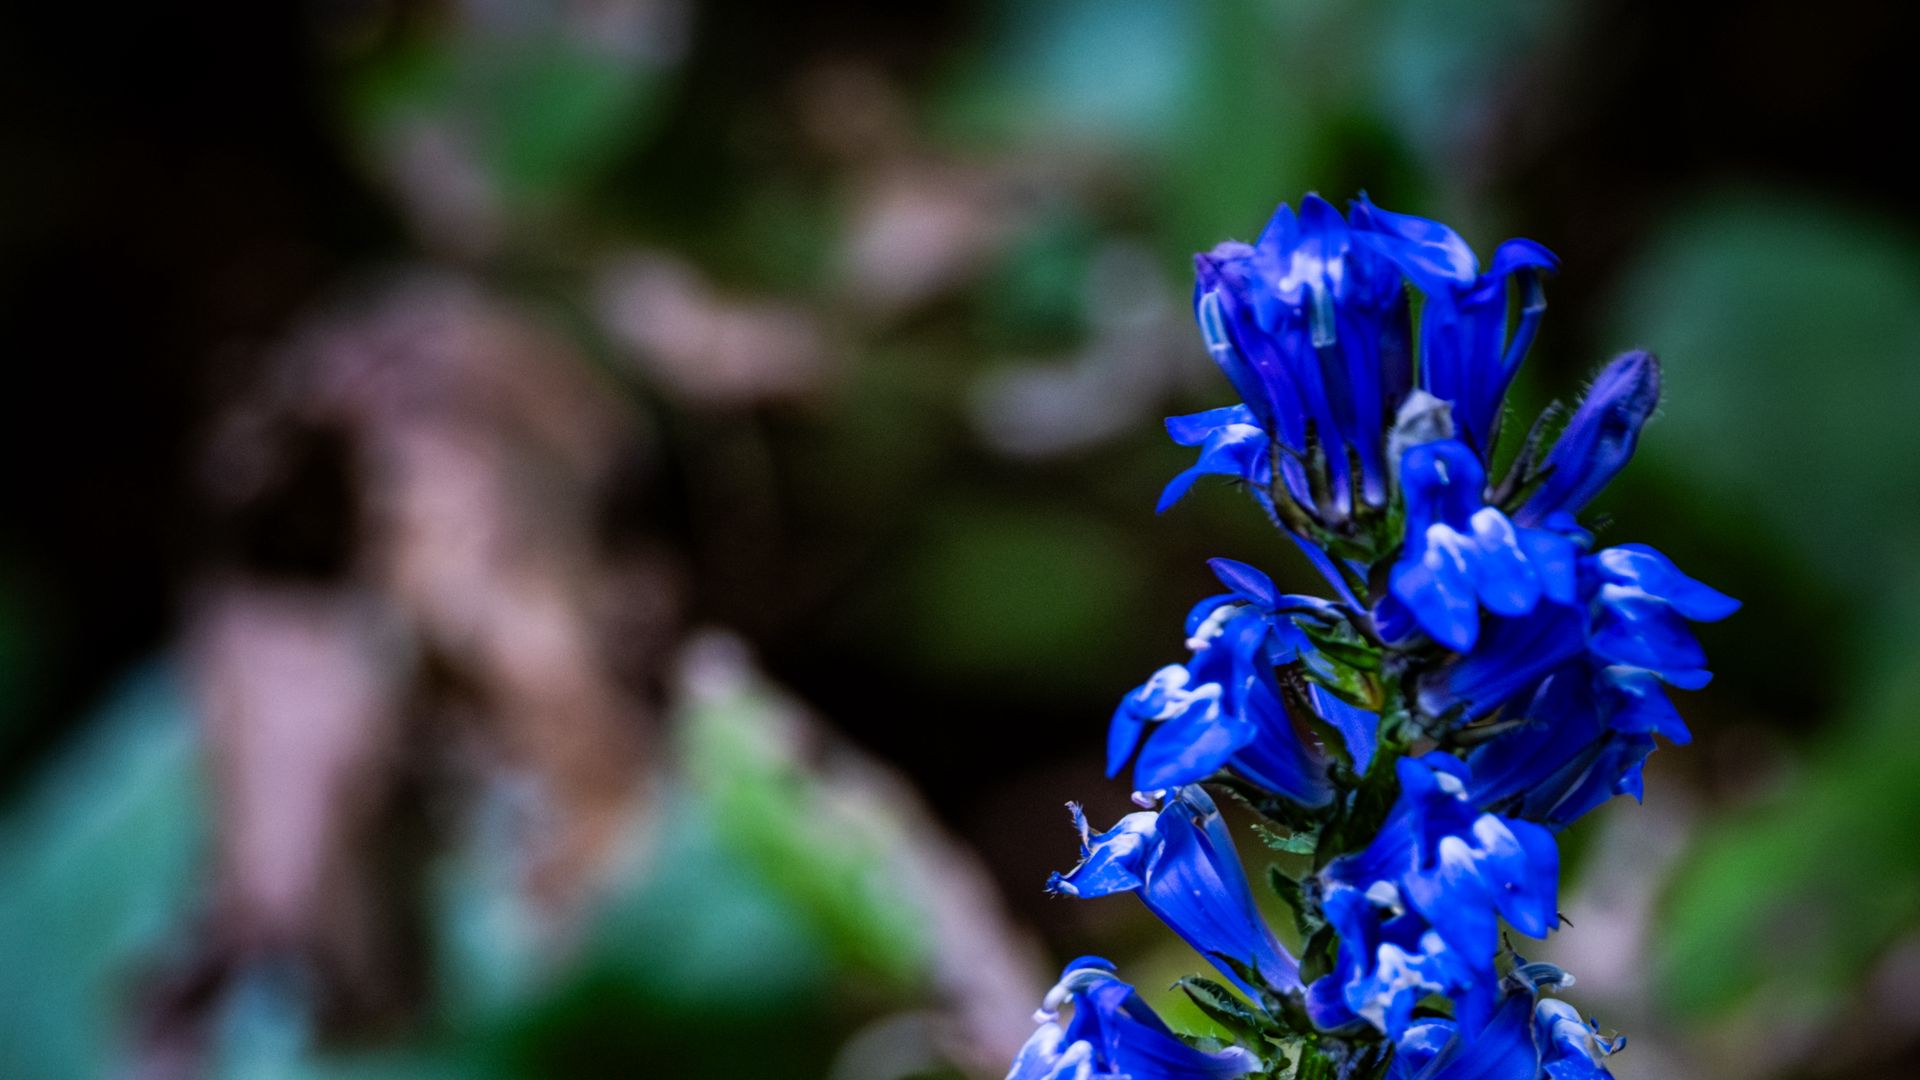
1226, 679, 1333, 807
1183, 593, 1239, 639
1034, 960, 1264, 1080
1207, 557, 1280, 608
1051, 791, 1299, 999
1597, 667, 1691, 744
1401, 439, 1489, 532
1165, 405, 1258, 445
1004, 1022, 1074, 1080
1133, 696, 1252, 790
1592, 545, 1740, 621
1311, 683, 1380, 772
1424, 602, 1587, 720
1291, 531, 1364, 607
1389, 1021, 1459, 1079
1467, 508, 1542, 617
1256, 202, 1300, 253
1145, 788, 1301, 993
1401, 993, 1540, 1080
1157, 418, 1271, 513
1050, 807, 1153, 898
1106, 698, 1148, 779
1390, 525, 1482, 652
1493, 817, 1562, 937
1519, 351, 1659, 525
1349, 194, 1479, 287
1487, 237, 1560, 278
1519, 528, 1579, 605
1535, 999, 1621, 1080
1588, 585, 1709, 678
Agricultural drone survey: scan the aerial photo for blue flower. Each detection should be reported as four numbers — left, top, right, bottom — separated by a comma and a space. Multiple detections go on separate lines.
1380, 439, 1578, 652
1351, 196, 1558, 459
1309, 755, 1559, 1038
1515, 352, 1660, 527
1009, 957, 1262, 1080
1166, 193, 1558, 547
1421, 544, 1738, 825
1189, 194, 1413, 520
1535, 999, 1625, 1080
1158, 406, 1271, 514
1386, 994, 1536, 1080
1007, 191, 1725, 1080
1050, 787, 1299, 998
1465, 664, 1688, 828
1107, 558, 1374, 801
1307, 878, 1483, 1040
1385, 991, 1621, 1080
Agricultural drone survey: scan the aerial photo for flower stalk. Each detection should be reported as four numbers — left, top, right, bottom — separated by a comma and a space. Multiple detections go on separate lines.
1004, 194, 1736, 1080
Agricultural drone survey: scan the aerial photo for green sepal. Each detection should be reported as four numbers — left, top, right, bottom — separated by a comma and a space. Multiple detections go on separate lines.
1253, 823, 1319, 856
1299, 618, 1383, 673
1299, 922, 1339, 985
1265, 863, 1325, 943
1301, 663, 1384, 713
1210, 777, 1325, 834
1176, 974, 1279, 1047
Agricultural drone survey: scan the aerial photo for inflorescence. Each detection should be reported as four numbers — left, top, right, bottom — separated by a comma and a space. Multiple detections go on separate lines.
1008, 194, 1738, 1080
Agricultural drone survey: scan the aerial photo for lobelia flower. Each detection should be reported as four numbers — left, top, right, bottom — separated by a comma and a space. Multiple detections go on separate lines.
1534, 999, 1625, 1080
1307, 877, 1483, 1040
1349, 196, 1558, 460
1009, 957, 1263, 1080
1049, 786, 1299, 998
1379, 437, 1578, 653
1307, 755, 1559, 1038
1106, 558, 1377, 801
1466, 664, 1690, 829
1186, 194, 1414, 523
1386, 990, 1621, 1080
1422, 544, 1739, 825
1007, 191, 1728, 1080
1514, 351, 1661, 528
1158, 405, 1272, 515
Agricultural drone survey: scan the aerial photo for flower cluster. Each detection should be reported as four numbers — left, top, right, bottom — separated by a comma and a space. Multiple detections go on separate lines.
1008, 195, 1736, 1078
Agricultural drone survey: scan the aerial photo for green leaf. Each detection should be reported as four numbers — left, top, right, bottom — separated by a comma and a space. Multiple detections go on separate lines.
1266, 864, 1324, 942
1175, 975, 1275, 1047
1655, 629, 1920, 1020
0, 663, 206, 1078
1252, 823, 1318, 856
1204, 954, 1288, 1019
1299, 619, 1383, 673
1299, 924, 1339, 987
1210, 778, 1325, 834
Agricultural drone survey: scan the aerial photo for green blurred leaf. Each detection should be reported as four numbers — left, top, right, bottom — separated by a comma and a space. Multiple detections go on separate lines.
895, 504, 1147, 698
1610, 192, 1920, 596
0, 663, 206, 1078
348, 32, 669, 209
679, 669, 932, 986
936, 0, 1202, 146
1657, 622, 1920, 1019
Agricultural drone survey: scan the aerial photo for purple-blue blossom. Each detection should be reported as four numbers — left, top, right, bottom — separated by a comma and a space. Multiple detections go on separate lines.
1008, 958, 1262, 1080
1008, 193, 1733, 1078
1307, 755, 1560, 1039
1049, 786, 1298, 998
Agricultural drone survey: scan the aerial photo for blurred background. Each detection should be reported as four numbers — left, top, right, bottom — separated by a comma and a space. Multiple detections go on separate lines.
2, 0, 1917, 1076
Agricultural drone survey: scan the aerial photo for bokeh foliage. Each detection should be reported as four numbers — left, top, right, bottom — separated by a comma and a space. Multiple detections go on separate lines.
2, 0, 1917, 1076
